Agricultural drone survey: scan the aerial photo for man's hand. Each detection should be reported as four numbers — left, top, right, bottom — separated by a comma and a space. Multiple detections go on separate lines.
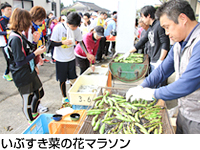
118, 51, 130, 60
126, 86, 156, 102
129, 46, 137, 53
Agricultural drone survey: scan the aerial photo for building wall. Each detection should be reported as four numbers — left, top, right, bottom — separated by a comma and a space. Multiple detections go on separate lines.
1, 0, 60, 17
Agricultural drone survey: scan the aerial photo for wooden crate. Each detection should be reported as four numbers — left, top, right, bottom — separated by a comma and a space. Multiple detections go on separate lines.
78, 87, 174, 134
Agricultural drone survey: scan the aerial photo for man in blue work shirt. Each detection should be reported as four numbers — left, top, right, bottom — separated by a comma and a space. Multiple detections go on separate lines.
126, 0, 200, 134
0, 2, 12, 81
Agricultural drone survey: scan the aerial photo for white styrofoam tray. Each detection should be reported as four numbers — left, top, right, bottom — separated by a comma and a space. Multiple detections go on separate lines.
68, 75, 108, 106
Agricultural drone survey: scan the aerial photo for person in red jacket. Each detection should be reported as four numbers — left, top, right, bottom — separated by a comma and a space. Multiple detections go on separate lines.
75, 26, 104, 74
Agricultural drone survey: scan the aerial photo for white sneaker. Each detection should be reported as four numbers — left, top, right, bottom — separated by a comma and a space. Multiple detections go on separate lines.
37, 104, 48, 113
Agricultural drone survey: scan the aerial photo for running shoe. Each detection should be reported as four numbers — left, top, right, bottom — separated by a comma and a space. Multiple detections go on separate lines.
43, 59, 50, 63
37, 104, 48, 113
62, 97, 70, 104
3, 74, 13, 81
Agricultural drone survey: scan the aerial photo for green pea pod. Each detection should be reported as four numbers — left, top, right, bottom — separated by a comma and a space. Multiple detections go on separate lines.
104, 121, 118, 125
91, 115, 99, 126
123, 125, 129, 134
135, 122, 149, 134
132, 103, 147, 107
102, 117, 115, 123
149, 119, 161, 124
147, 99, 157, 107
94, 100, 101, 108
111, 94, 124, 99
108, 123, 120, 134
93, 95, 103, 101
127, 124, 132, 134
135, 112, 140, 122
87, 112, 101, 115
107, 97, 117, 103
114, 111, 123, 118
113, 97, 126, 101
116, 116, 132, 122
108, 108, 113, 117
107, 99, 113, 107
128, 115, 135, 122
158, 123, 163, 134
104, 90, 110, 97
125, 108, 132, 114
124, 102, 138, 110
116, 100, 127, 104
93, 119, 101, 131
87, 109, 105, 112
115, 122, 123, 134
131, 123, 136, 134
103, 96, 108, 104
104, 111, 110, 120
154, 128, 158, 134
98, 98, 104, 107
148, 124, 158, 133
144, 122, 163, 128
115, 103, 124, 112
99, 123, 106, 134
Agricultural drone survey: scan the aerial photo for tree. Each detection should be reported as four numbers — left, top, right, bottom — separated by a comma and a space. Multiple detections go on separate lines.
60, 2, 64, 10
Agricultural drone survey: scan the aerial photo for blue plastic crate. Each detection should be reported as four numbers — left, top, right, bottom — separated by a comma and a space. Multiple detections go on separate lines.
72, 105, 91, 110
23, 114, 53, 134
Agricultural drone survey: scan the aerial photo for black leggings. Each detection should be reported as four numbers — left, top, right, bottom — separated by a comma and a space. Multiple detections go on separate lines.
60, 81, 66, 98
20, 87, 44, 121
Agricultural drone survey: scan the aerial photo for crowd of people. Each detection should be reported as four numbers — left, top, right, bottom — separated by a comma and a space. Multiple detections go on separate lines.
1, 0, 200, 134
0, 2, 117, 124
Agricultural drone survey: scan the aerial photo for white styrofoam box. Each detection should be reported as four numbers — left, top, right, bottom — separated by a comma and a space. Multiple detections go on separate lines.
68, 75, 108, 106
82, 66, 109, 76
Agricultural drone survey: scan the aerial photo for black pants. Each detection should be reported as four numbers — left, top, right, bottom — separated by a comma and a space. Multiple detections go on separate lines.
96, 37, 106, 61
176, 111, 200, 134
104, 41, 110, 56
1, 47, 10, 75
76, 56, 90, 75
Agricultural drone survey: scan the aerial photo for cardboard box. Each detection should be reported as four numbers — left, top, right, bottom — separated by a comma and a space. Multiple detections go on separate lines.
68, 75, 108, 106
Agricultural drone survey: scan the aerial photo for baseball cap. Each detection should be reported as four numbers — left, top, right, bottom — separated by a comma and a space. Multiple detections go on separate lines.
94, 26, 104, 37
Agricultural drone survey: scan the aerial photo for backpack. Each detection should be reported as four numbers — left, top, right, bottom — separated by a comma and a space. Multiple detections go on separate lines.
4, 32, 36, 72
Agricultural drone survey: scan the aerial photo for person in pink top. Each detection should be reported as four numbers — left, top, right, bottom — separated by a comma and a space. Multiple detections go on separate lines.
75, 26, 104, 74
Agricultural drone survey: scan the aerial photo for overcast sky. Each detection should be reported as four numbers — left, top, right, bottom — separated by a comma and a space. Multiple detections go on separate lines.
61, 0, 162, 12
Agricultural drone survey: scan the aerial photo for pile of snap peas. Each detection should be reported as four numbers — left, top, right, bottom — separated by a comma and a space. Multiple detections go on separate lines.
87, 90, 164, 134
113, 53, 144, 63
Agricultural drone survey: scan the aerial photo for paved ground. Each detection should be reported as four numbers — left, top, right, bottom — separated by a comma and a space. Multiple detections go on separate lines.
0, 50, 177, 134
